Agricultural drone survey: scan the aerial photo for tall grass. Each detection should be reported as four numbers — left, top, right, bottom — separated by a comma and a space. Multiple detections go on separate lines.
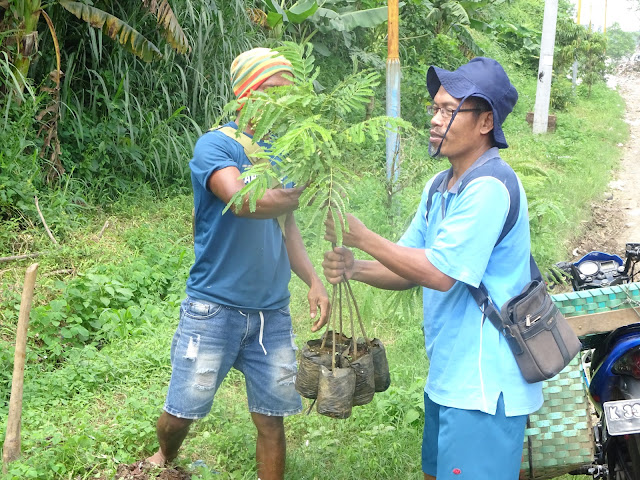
22, 0, 267, 201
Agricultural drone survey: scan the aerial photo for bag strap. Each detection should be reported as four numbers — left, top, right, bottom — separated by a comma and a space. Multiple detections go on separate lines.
211, 126, 287, 236
215, 126, 263, 158
467, 256, 546, 359
426, 157, 520, 246
468, 256, 542, 322
424, 157, 542, 331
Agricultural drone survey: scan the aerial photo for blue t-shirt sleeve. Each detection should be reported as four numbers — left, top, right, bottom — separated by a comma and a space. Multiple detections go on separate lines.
398, 180, 433, 248
189, 132, 240, 191
425, 177, 510, 287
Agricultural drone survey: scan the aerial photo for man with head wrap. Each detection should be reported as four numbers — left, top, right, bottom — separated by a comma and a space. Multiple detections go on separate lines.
146, 48, 330, 479
322, 57, 543, 479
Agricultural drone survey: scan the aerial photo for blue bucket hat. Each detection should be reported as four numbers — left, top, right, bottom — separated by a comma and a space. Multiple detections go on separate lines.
426, 57, 518, 149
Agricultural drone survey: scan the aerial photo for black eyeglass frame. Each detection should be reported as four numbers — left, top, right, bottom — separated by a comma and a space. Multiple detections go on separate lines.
426, 105, 485, 118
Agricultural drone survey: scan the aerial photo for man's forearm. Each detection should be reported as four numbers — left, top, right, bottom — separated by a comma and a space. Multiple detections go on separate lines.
232, 188, 300, 219
285, 215, 318, 286
351, 259, 416, 290
354, 230, 454, 292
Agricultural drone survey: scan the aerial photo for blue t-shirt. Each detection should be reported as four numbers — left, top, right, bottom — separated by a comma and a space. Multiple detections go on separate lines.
398, 148, 544, 416
185, 122, 291, 310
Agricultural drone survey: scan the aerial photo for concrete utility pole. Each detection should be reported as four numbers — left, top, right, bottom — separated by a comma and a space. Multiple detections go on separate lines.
572, 0, 582, 91
533, 0, 559, 134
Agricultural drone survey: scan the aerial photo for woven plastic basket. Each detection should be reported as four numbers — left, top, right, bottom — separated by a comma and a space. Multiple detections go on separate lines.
519, 355, 593, 480
520, 283, 640, 480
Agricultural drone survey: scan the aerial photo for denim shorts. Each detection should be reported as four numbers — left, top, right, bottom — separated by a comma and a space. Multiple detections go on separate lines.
163, 296, 302, 419
422, 393, 527, 479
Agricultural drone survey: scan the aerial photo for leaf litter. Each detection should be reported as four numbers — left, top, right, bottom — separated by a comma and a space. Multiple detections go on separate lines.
113, 461, 191, 480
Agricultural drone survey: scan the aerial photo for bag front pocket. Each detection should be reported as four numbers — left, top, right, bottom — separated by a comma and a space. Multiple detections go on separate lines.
506, 281, 551, 324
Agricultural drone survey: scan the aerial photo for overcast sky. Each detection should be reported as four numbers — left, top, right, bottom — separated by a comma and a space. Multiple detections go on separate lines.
571, 0, 640, 32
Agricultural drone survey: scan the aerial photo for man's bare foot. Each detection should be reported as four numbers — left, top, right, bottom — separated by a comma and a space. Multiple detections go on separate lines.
145, 450, 167, 466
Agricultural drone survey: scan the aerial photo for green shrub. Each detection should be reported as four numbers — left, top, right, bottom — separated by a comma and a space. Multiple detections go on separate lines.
1, 246, 190, 368
551, 78, 576, 111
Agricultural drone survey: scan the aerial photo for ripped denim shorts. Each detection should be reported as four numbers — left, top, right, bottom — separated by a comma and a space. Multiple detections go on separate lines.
163, 296, 302, 419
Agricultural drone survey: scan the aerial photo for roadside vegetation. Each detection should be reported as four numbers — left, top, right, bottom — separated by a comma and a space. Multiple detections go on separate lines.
0, 0, 637, 478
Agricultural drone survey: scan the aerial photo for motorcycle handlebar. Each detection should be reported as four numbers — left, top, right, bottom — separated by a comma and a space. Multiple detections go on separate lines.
626, 242, 640, 261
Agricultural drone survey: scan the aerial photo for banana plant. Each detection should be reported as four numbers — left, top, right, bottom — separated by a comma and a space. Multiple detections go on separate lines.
59, 0, 189, 61
0, 0, 189, 93
0, 0, 189, 182
422, 0, 490, 56
261, 0, 319, 28
251, 0, 391, 55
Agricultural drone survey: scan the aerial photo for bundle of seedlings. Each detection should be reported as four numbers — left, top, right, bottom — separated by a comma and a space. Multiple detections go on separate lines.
298, 279, 390, 419
295, 286, 346, 400
218, 41, 403, 417
344, 281, 391, 394
337, 281, 375, 408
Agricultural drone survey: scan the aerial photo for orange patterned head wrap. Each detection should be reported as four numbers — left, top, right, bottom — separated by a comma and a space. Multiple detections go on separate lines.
230, 48, 293, 100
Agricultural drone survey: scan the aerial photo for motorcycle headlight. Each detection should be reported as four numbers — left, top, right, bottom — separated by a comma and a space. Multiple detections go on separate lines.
612, 347, 640, 379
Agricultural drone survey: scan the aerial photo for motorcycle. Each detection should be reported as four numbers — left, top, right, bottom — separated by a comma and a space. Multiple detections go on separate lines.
550, 243, 640, 479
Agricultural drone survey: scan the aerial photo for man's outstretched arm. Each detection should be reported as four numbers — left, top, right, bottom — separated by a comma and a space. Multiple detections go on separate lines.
285, 213, 330, 332
324, 214, 455, 292
323, 247, 416, 290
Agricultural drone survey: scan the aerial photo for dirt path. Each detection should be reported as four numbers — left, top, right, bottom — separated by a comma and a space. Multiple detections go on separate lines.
573, 68, 640, 258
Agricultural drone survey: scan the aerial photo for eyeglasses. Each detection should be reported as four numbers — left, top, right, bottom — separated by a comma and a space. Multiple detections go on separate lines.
426, 105, 484, 119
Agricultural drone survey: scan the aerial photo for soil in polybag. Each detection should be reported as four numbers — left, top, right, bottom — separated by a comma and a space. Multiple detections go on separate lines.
322, 330, 351, 349
316, 364, 356, 419
370, 338, 391, 392
344, 346, 375, 406
295, 339, 342, 399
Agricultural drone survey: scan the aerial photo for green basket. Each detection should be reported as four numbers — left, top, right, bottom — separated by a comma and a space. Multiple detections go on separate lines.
519, 355, 593, 480
520, 283, 640, 480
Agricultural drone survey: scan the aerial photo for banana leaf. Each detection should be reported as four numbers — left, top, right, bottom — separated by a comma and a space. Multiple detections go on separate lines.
142, 0, 190, 54
59, 0, 161, 61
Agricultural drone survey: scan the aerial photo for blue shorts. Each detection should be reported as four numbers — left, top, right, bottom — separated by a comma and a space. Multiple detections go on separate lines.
422, 393, 526, 479
163, 297, 303, 419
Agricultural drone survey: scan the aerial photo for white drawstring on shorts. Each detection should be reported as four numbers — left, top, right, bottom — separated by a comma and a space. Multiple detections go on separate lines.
259, 311, 267, 355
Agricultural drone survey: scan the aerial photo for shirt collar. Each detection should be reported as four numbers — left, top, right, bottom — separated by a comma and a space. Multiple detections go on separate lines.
435, 147, 501, 195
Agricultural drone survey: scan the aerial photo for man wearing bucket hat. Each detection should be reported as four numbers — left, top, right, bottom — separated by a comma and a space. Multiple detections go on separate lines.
323, 57, 543, 479
145, 47, 330, 480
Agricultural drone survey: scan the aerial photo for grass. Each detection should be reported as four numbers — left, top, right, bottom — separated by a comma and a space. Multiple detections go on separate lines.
0, 75, 631, 479
0, 192, 428, 479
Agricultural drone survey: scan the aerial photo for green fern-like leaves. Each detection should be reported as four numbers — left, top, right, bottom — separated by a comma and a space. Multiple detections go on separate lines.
275, 42, 317, 83
323, 71, 379, 117
221, 41, 415, 244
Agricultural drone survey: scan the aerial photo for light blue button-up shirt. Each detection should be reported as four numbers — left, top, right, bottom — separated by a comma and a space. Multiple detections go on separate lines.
399, 148, 543, 416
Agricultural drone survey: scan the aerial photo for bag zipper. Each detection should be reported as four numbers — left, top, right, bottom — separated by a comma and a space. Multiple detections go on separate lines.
525, 314, 541, 327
